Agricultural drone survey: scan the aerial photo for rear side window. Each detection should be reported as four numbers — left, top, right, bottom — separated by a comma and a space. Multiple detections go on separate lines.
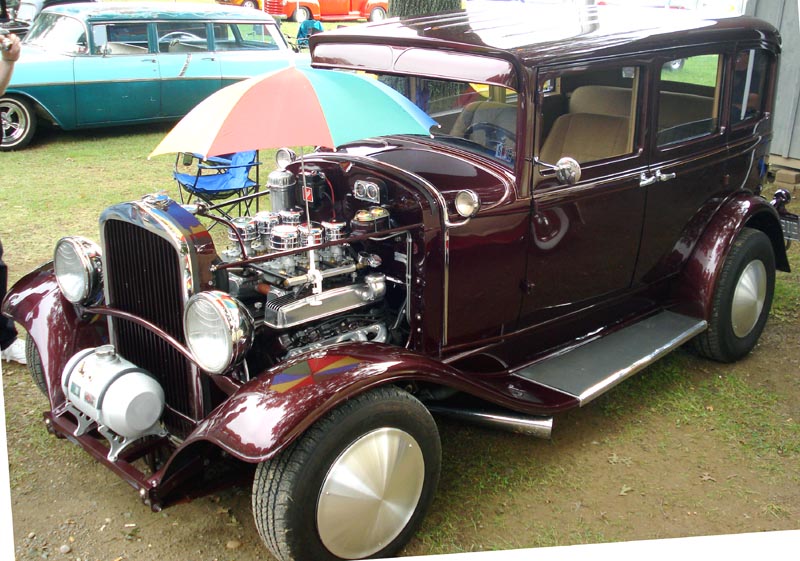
212, 23, 282, 51
731, 48, 770, 125
657, 54, 721, 146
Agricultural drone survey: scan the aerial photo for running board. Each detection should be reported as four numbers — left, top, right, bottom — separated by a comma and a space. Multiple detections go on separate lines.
513, 311, 707, 406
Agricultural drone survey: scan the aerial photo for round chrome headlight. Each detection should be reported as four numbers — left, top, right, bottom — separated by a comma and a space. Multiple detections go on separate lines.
53, 237, 103, 305
454, 190, 480, 218
275, 147, 297, 170
184, 291, 253, 375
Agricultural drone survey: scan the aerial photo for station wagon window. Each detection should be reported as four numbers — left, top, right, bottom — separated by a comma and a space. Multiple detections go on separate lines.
91, 23, 149, 55
212, 23, 282, 51
156, 22, 210, 53
656, 54, 721, 146
731, 48, 770, 125
538, 65, 640, 165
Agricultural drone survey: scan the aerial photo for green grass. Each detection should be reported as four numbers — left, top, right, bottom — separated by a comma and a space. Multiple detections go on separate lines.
662, 54, 719, 88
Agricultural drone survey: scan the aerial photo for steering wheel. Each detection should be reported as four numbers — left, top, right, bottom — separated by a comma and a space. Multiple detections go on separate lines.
159, 31, 203, 42
463, 122, 517, 143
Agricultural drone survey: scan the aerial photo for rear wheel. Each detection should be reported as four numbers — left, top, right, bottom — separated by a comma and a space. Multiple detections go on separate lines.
694, 227, 775, 363
1, 96, 37, 151
252, 385, 441, 561
242, 0, 258, 8
292, 6, 311, 22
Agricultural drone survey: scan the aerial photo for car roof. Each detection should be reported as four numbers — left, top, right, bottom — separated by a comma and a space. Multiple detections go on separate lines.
43, 1, 277, 23
312, 4, 779, 68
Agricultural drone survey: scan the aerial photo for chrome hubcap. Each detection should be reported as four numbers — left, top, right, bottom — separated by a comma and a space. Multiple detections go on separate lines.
0, 102, 27, 144
731, 260, 767, 338
317, 427, 424, 559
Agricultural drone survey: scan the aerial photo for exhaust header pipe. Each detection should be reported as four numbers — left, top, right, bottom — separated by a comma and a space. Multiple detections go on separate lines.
427, 405, 552, 439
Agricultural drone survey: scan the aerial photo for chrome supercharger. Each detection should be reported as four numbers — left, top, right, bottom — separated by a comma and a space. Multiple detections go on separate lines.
61, 344, 166, 461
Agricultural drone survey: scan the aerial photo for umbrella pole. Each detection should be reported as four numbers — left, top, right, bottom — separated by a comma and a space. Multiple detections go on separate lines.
300, 147, 323, 304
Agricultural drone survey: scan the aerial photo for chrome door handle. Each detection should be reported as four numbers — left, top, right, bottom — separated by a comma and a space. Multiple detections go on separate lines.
656, 170, 676, 182
639, 172, 657, 187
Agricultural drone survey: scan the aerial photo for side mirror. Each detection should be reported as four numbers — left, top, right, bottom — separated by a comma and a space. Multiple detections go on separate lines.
554, 157, 581, 185
535, 156, 582, 185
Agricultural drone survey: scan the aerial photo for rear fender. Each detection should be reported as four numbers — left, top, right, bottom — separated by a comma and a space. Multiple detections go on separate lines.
673, 194, 788, 319
171, 343, 463, 468
1, 263, 107, 408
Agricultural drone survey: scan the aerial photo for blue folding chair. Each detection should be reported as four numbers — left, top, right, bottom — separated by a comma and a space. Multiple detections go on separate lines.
174, 150, 261, 218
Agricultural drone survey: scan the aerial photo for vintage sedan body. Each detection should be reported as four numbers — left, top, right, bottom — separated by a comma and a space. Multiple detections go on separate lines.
0, 2, 296, 150
4, 5, 798, 561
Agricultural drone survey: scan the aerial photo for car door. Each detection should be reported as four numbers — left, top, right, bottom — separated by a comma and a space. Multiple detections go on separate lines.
154, 21, 222, 119
633, 49, 729, 284
519, 61, 648, 325
74, 21, 159, 125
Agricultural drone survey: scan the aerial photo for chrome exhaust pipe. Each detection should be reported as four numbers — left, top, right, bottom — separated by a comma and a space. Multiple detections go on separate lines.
426, 405, 553, 439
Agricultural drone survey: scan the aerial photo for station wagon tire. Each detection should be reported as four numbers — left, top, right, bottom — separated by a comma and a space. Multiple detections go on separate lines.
369, 7, 386, 22
694, 227, 775, 363
25, 336, 47, 397
251, 385, 441, 561
0, 96, 37, 151
292, 6, 311, 22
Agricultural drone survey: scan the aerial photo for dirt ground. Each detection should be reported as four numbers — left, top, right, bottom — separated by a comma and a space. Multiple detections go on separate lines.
3, 306, 799, 560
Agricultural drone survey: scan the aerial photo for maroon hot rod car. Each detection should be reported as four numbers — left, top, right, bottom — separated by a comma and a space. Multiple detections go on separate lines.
4, 5, 798, 561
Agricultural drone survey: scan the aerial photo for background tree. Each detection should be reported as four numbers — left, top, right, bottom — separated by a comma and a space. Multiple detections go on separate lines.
389, 0, 460, 18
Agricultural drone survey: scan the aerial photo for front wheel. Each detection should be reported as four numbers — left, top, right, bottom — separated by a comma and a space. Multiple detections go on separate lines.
292, 6, 311, 22
369, 7, 386, 22
252, 385, 441, 561
694, 227, 775, 363
241, 0, 258, 8
1, 96, 37, 151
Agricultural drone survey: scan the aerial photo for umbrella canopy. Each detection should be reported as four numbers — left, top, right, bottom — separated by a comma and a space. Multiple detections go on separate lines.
150, 65, 438, 159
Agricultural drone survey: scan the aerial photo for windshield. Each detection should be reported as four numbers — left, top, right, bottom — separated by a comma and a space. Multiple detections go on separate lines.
24, 12, 87, 53
372, 73, 519, 167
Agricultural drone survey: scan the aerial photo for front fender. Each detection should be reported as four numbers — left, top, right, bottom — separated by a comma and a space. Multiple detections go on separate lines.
1, 263, 107, 407
673, 194, 787, 319
174, 343, 464, 465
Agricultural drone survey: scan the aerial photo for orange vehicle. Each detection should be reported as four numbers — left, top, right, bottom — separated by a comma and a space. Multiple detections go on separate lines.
264, 0, 387, 22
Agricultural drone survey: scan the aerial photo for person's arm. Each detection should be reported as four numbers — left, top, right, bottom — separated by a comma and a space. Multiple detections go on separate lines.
0, 33, 21, 95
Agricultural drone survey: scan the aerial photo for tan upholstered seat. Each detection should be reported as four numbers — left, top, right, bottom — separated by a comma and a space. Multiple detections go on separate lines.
569, 85, 632, 117
540, 113, 630, 164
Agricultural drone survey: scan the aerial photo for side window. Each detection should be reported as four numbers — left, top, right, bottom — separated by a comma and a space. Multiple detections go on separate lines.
156, 22, 209, 53
731, 48, 770, 125
539, 65, 640, 165
92, 23, 149, 55
656, 54, 721, 146
212, 23, 280, 51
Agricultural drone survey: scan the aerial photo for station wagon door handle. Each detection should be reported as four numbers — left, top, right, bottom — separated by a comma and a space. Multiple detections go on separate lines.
656, 170, 676, 182
639, 172, 657, 187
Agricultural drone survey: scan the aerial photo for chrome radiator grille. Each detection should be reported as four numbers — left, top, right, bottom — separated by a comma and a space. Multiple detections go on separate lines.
103, 219, 196, 437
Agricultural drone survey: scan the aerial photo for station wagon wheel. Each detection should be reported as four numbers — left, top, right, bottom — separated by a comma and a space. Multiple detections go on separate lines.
292, 6, 311, 23
0, 96, 37, 151
694, 227, 775, 363
252, 385, 441, 561
369, 7, 386, 22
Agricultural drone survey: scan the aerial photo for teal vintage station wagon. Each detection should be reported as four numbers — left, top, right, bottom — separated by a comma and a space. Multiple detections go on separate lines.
0, 2, 297, 149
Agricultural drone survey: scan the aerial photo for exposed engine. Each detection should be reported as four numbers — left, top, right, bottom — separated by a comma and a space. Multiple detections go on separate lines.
217, 164, 411, 364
